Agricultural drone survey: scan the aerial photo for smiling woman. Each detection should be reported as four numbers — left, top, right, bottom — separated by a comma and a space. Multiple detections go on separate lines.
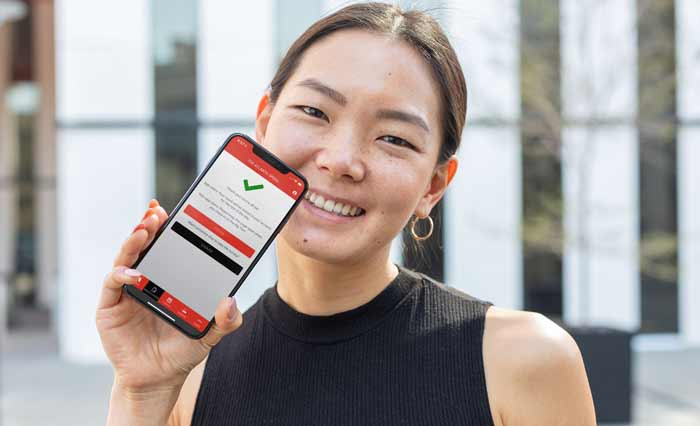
259, 28, 447, 281
98, 3, 596, 426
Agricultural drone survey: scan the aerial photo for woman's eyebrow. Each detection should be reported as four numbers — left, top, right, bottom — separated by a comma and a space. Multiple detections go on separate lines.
376, 109, 430, 133
296, 78, 347, 106
296, 77, 430, 133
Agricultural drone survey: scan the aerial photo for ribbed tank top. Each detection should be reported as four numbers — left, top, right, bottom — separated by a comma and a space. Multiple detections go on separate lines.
191, 264, 495, 426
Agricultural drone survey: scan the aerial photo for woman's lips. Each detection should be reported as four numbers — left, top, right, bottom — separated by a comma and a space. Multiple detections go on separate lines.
301, 197, 365, 224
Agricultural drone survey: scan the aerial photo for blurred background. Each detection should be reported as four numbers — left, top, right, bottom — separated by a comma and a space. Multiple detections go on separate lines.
0, 0, 698, 424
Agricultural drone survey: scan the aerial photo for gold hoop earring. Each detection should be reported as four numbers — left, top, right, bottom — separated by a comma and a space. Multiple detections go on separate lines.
410, 215, 434, 241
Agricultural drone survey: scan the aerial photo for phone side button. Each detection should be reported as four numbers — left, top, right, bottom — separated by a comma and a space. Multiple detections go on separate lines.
146, 301, 176, 322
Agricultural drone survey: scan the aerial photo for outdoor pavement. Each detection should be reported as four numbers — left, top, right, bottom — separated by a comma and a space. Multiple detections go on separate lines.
1, 329, 699, 425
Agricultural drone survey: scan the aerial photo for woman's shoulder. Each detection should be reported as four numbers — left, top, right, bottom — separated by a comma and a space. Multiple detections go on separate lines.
483, 306, 581, 371
409, 269, 583, 367
482, 306, 596, 425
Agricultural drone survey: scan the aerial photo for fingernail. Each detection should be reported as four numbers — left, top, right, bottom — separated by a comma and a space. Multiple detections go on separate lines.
132, 223, 146, 234
141, 208, 154, 221
227, 297, 238, 321
148, 199, 159, 208
124, 268, 141, 277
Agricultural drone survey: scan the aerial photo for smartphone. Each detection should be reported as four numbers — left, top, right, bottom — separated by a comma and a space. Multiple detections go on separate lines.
123, 133, 308, 338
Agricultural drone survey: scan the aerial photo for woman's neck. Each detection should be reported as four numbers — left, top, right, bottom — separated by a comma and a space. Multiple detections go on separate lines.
274, 238, 399, 316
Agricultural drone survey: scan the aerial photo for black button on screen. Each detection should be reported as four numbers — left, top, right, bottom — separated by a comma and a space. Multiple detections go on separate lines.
143, 282, 164, 300
171, 221, 243, 275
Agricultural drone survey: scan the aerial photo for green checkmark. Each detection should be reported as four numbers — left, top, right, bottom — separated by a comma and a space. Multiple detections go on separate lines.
243, 179, 264, 191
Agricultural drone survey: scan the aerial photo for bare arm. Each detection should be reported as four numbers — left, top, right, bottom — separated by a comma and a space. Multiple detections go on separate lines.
167, 357, 208, 426
107, 379, 183, 426
108, 355, 206, 426
484, 308, 596, 426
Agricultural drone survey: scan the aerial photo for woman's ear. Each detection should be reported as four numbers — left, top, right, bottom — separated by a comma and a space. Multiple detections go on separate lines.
446, 156, 458, 185
255, 92, 272, 145
414, 156, 458, 217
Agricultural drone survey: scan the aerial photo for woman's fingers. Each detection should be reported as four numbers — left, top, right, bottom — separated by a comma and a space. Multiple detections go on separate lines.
112, 216, 153, 268
154, 203, 168, 222
199, 297, 243, 350
143, 205, 169, 248
112, 200, 166, 268
98, 265, 142, 310
140, 212, 160, 246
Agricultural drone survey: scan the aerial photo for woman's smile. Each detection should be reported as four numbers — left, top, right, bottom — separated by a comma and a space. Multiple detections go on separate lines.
304, 188, 365, 217
300, 190, 367, 225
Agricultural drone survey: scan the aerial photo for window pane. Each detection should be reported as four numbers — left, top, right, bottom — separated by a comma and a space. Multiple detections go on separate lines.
152, 0, 198, 211
638, 0, 678, 333
521, 0, 563, 318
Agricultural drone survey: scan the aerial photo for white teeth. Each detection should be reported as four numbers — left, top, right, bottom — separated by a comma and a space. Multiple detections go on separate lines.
314, 195, 325, 208
305, 191, 363, 217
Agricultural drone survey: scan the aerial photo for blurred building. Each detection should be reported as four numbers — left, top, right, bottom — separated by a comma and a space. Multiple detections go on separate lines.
0, 0, 698, 362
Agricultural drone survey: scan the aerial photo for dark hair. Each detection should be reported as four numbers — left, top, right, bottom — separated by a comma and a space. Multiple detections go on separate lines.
268, 2, 467, 165
269, 2, 466, 263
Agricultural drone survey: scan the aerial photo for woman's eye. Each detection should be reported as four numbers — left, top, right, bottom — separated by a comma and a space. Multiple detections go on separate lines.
299, 106, 328, 121
380, 135, 415, 150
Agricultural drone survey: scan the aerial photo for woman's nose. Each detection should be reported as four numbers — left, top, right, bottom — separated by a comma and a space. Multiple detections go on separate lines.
314, 131, 366, 182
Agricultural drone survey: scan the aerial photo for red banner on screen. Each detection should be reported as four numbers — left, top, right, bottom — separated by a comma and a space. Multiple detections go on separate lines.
183, 204, 255, 258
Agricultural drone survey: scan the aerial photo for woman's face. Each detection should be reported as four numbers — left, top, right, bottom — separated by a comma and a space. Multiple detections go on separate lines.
257, 29, 451, 265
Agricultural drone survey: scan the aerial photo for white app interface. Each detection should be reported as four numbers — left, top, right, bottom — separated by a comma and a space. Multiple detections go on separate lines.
134, 135, 304, 331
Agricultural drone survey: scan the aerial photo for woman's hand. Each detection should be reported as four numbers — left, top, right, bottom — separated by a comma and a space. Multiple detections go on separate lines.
96, 199, 243, 395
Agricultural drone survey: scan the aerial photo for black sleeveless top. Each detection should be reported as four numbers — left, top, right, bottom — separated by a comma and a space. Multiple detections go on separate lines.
191, 265, 495, 426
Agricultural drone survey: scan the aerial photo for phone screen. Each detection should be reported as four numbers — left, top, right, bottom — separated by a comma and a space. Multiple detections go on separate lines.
128, 134, 306, 336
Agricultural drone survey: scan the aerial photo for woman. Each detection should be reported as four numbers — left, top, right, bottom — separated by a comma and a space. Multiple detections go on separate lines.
97, 3, 596, 425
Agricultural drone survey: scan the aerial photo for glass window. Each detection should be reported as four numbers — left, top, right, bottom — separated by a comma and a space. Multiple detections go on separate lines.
520, 0, 563, 319
638, 0, 678, 333
152, 0, 198, 211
